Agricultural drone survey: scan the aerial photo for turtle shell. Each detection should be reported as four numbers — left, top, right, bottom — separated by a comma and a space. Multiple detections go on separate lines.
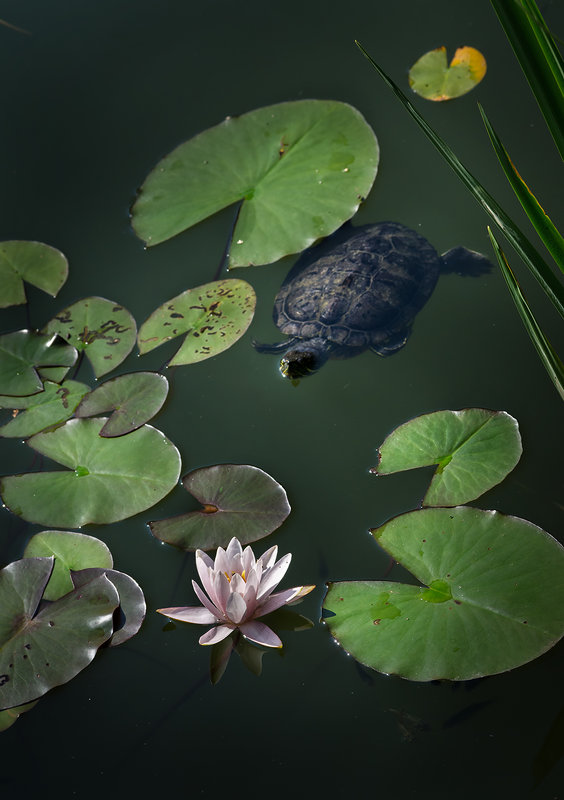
273, 221, 442, 352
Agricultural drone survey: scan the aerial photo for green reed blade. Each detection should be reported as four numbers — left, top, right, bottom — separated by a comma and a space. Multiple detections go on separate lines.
480, 104, 564, 277
490, 0, 564, 160
354, 41, 564, 320
488, 227, 564, 401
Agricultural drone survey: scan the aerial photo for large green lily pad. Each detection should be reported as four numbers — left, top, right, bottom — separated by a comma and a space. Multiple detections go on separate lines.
137, 280, 255, 366
409, 46, 487, 101
323, 506, 564, 681
149, 464, 291, 550
373, 409, 522, 506
131, 99, 379, 267
0, 418, 182, 527
75, 371, 169, 436
0, 330, 77, 396
42, 297, 137, 378
0, 379, 90, 438
0, 240, 68, 308
23, 530, 113, 601
0, 557, 119, 709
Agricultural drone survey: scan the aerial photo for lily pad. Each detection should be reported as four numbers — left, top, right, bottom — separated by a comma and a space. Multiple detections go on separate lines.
373, 409, 522, 506
137, 280, 256, 365
0, 557, 119, 709
409, 46, 487, 101
0, 240, 68, 308
72, 568, 146, 647
0, 379, 90, 438
0, 417, 182, 527
131, 99, 379, 267
42, 297, 137, 378
0, 700, 38, 732
23, 530, 113, 601
75, 372, 169, 436
0, 330, 77, 396
149, 464, 291, 550
323, 506, 564, 681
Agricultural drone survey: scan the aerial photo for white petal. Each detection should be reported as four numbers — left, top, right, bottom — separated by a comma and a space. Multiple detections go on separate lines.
156, 606, 218, 624
225, 537, 243, 562
192, 579, 223, 619
226, 590, 248, 624
213, 569, 231, 615
229, 572, 246, 595
195, 550, 216, 598
257, 553, 292, 600
199, 624, 234, 646
256, 584, 315, 616
214, 546, 229, 575
257, 544, 278, 571
239, 620, 282, 648
242, 545, 256, 577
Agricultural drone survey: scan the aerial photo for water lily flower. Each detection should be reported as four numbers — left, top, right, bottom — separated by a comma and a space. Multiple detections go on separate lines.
157, 537, 315, 648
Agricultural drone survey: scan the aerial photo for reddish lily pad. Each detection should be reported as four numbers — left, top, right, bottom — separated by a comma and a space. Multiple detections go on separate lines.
409, 46, 487, 101
149, 464, 291, 550
0, 557, 119, 709
0, 379, 90, 438
0, 240, 68, 308
42, 297, 137, 378
75, 371, 169, 436
137, 280, 256, 366
0, 330, 77, 396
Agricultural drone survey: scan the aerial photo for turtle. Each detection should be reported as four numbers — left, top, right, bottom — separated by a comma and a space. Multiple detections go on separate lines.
253, 221, 491, 378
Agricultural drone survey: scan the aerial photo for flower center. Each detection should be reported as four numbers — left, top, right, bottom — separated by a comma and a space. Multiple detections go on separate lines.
224, 570, 246, 582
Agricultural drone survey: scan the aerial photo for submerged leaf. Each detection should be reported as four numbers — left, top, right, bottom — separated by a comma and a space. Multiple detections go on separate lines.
0, 241, 68, 308
409, 46, 487, 101
42, 297, 137, 378
0, 379, 90, 438
0, 558, 119, 709
137, 280, 256, 366
373, 409, 522, 506
131, 99, 379, 267
23, 530, 113, 601
0, 418, 181, 527
324, 507, 564, 681
75, 371, 169, 436
149, 464, 291, 550
0, 330, 77, 397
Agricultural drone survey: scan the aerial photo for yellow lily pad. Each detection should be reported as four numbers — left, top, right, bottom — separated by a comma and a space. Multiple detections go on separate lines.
409, 46, 487, 101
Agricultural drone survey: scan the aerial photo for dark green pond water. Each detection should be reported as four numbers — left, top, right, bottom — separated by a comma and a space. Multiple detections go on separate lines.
1, 1, 563, 797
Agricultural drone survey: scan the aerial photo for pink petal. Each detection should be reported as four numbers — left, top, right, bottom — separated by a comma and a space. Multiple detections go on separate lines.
257, 553, 292, 600
213, 569, 231, 615
255, 586, 300, 616
286, 584, 316, 604
242, 545, 256, 577
156, 606, 218, 625
195, 551, 216, 601
257, 544, 278, 571
226, 591, 248, 624
225, 537, 243, 569
239, 620, 282, 648
229, 572, 246, 595
199, 624, 234, 646
192, 579, 223, 619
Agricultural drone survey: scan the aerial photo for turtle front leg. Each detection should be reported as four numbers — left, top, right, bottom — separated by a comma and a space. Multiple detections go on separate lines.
252, 337, 300, 354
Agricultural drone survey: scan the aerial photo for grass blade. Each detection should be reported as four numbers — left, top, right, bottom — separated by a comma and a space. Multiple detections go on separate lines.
488, 226, 564, 400
479, 104, 564, 277
354, 41, 564, 320
490, 0, 564, 159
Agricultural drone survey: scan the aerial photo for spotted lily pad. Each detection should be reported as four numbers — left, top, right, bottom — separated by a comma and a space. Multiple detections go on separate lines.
149, 464, 291, 550
0, 379, 90, 438
42, 297, 137, 378
23, 530, 113, 601
0, 330, 77, 396
72, 567, 146, 647
0, 241, 68, 308
75, 372, 169, 436
131, 99, 379, 267
323, 506, 564, 681
0, 418, 182, 527
372, 409, 522, 506
137, 280, 256, 366
409, 46, 487, 101
0, 557, 119, 709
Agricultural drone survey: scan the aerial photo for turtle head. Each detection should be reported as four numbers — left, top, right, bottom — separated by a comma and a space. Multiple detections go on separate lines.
279, 339, 330, 379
